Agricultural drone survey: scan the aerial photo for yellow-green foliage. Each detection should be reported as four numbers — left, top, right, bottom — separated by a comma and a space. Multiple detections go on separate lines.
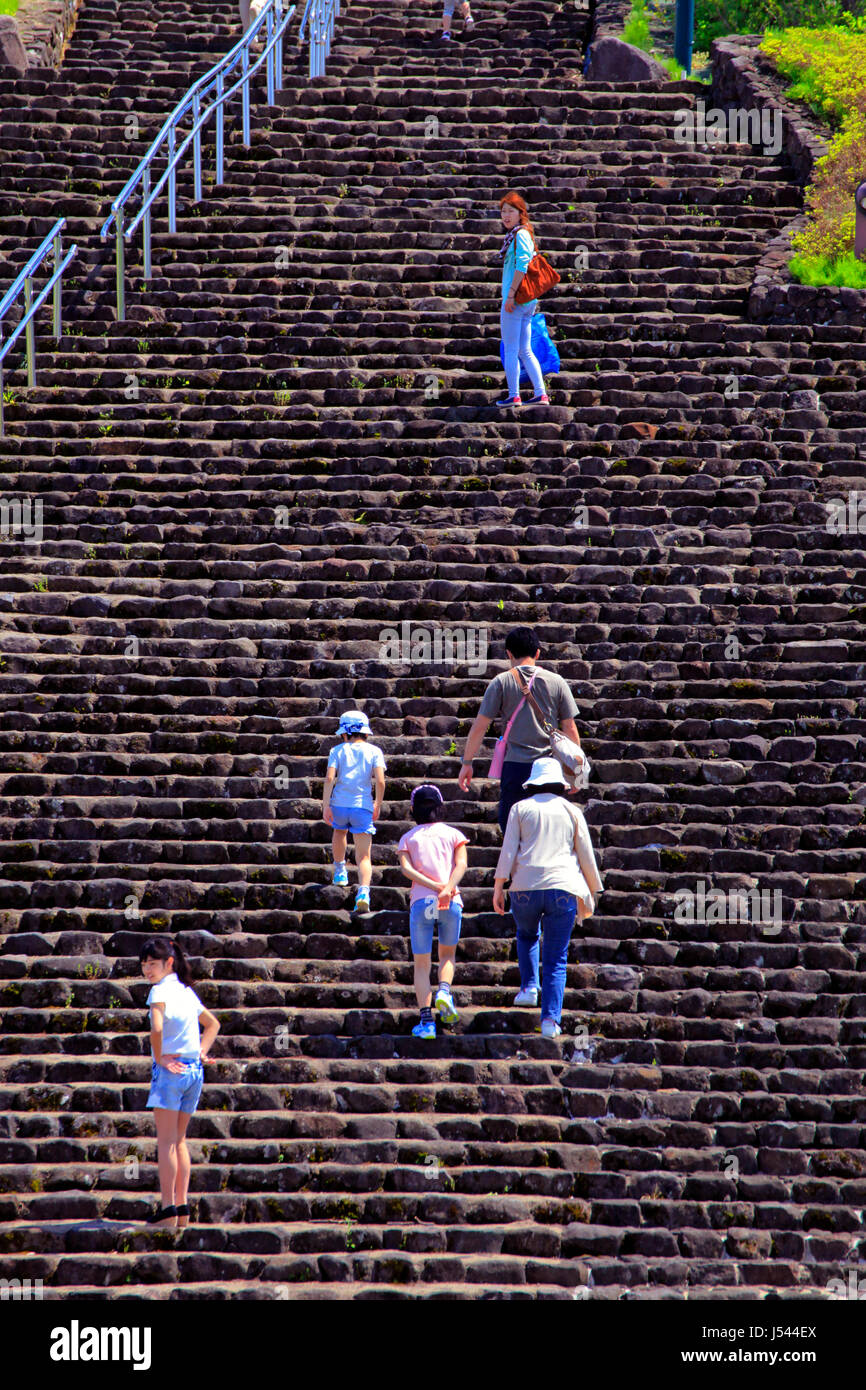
761, 25, 866, 261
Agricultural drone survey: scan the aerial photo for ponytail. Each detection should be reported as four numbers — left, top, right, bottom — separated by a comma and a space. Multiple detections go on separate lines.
138, 936, 195, 989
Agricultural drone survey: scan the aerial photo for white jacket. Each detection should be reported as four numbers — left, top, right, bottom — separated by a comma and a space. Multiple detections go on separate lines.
495, 793, 602, 911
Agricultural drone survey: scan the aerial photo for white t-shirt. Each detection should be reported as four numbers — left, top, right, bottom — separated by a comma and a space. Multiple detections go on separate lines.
147, 972, 205, 1057
327, 740, 386, 810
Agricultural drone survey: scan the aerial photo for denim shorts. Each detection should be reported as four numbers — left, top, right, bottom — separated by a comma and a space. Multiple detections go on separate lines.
330, 804, 376, 835
409, 898, 462, 954
147, 1055, 204, 1114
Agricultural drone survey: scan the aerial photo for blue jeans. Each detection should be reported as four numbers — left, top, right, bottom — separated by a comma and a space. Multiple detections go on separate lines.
409, 898, 463, 954
499, 760, 534, 833
509, 889, 577, 1023
500, 300, 544, 398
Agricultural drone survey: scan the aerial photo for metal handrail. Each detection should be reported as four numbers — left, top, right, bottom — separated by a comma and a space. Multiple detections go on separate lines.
0, 0, 346, 432
300, 0, 341, 78
99, 0, 297, 319
0, 219, 77, 438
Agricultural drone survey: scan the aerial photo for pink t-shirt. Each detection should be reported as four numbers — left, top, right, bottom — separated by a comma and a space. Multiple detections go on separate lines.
397, 822, 469, 906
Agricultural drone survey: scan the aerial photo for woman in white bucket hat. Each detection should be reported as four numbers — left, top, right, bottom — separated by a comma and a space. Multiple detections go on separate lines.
493, 757, 602, 1037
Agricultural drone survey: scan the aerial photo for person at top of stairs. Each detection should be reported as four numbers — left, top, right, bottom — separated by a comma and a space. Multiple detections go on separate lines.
398, 784, 469, 1039
140, 937, 221, 1230
441, 0, 475, 40
323, 710, 386, 913
459, 627, 581, 832
239, 0, 267, 44
493, 758, 602, 1038
497, 192, 549, 409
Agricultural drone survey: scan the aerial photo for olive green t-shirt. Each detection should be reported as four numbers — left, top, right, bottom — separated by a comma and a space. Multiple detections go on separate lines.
478, 664, 579, 764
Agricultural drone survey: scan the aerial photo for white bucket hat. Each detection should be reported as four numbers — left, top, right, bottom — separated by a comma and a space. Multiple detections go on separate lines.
522, 756, 569, 791
338, 709, 371, 735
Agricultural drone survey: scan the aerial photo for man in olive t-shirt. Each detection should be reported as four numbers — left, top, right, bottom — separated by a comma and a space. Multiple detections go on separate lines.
458, 627, 581, 832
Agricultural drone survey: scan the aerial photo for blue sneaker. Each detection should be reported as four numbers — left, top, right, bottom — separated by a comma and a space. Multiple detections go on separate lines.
354, 886, 370, 914
412, 1017, 436, 1040
434, 987, 459, 1026
332, 862, 348, 886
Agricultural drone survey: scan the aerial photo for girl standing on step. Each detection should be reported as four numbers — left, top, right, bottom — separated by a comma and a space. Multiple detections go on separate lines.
493, 758, 601, 1037
323, 709, 387, 914
441, 1, 475, 41
497, 192, 549, 409
398, 784, 469, 1039
140, 937, 220, 1229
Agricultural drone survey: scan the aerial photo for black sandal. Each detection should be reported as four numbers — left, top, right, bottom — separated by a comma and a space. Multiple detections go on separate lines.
175, 1204, 193, 1221
147, 1204, 177, 1224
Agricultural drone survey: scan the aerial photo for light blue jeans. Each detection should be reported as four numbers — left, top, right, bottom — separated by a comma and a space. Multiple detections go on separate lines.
409, 898, 463, 954
510, 888, 577, 1023
147, 1055, 204, 1114
501, 300, 545, 398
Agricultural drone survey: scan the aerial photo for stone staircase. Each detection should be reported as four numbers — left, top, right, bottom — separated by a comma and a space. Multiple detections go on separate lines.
0, 0, 865, 1300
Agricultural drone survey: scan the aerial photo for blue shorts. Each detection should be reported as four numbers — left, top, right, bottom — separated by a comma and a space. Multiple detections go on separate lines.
330, 804, 376, 835
147, 1055, 204, 1114
409, 898, 462, 955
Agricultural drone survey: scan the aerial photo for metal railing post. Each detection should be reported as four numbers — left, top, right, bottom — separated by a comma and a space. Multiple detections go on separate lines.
242, 45, 251, 146
168, 126, 177, 233
52, 229, 62, 339
24, 277, 36, 386
266, 9, 275, 104
143, 166, 152, 280
275, 0, 284, 91
193, 91, 203, 201
674, 0, 694, 75
216, 71, 225, 184
116, 207, 126, 320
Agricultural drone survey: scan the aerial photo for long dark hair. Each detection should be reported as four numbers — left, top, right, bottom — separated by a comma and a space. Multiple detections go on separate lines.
138, 936, 195, 988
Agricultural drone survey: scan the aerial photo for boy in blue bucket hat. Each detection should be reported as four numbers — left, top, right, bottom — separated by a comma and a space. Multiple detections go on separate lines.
323, 710, 386, 914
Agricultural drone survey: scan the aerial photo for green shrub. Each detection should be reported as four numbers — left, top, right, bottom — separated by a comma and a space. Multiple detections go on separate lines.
789, 250, 866, 286
761, 24, 866, 264
694, 0, 865, 50
623, 0, 651, 49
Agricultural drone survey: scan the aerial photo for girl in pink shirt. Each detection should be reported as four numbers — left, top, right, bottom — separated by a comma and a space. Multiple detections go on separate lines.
397, 785, 469, 1039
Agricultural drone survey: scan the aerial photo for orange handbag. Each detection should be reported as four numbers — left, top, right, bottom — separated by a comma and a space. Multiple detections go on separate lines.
514, 236, 561, 304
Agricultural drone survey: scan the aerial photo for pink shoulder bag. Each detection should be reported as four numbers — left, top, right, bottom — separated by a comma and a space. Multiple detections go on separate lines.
488, 669, 536, 780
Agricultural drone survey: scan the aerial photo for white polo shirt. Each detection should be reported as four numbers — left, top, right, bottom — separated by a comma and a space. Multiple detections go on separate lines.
147, 972, 204, 1057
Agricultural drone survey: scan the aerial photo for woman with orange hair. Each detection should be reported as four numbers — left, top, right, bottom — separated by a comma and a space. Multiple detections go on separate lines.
497, 192, 549, 409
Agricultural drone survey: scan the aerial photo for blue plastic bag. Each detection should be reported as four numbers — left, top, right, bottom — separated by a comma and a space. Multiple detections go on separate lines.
499, 310, 561, 386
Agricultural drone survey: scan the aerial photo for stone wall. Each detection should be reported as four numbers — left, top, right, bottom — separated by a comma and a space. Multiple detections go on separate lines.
3, 0, 83, 74
589, 0, 635, 44
711, 35, 866, 324
711, 35, 828, 187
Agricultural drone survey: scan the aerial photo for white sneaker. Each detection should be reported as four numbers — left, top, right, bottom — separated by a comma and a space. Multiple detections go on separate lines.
541, 1019, 562, 1039
513, 987, 538, 1006
434, 987, 459, 1026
